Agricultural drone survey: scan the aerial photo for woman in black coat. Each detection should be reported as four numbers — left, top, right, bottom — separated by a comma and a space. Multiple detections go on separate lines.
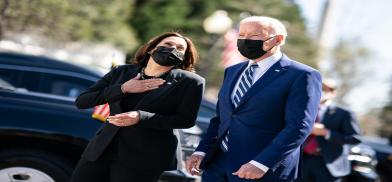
70, 32, 205, 182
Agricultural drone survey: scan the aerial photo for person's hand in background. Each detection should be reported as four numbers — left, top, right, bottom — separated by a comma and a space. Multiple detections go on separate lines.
312, 123, 329, 136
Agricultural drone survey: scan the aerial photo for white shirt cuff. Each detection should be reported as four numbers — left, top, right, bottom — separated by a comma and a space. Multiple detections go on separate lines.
193, 151, 206, 156
250, 160, 269, 172
324, 130, 331, 140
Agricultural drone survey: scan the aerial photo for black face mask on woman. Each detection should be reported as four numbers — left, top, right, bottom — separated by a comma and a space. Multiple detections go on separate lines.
237, 36, 276, 60
151, 46, 184, 67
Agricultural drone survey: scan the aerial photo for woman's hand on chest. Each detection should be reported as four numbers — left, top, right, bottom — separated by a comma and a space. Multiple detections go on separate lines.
121, 74, 166, 94
107, 111, 140, 127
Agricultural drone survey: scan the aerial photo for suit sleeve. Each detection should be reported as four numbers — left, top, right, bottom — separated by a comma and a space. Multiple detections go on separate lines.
327, 110, 361, 145
75, 67, 124, 109
253, 70, 322, 170
194, 106, 220, 153
195, 69, 228, 153
137, 77, 205, 130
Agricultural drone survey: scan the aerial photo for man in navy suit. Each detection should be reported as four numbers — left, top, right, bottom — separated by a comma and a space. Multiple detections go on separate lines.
302, 79, 361, 182
186, 16, 322, 182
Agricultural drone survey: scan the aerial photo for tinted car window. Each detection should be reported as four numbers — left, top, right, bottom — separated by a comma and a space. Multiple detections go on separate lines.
0, 68, 40, 91
40, 73, 94, 98
0, 68, 17, 84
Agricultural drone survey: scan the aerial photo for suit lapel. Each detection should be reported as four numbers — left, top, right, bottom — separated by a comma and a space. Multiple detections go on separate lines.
111, 65, 141, 114
223, 62, 248, 111
321, 105, 337, 124
134, 70, 180, 108
119, 65, 141, 83
234, 56, 291, 111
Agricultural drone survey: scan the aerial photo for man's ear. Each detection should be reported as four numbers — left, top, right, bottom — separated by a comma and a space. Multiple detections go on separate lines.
276, 35, 284, 45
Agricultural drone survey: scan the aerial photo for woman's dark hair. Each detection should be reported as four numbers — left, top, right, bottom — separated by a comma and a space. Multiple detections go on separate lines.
131, 32, 198, 72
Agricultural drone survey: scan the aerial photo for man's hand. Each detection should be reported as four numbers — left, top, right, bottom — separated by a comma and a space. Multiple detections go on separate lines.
107, 111, 140, 127
312, 123, 329, 136
232, 163, 266, 179
121, 74, 165, 93
186, 154, 204, 176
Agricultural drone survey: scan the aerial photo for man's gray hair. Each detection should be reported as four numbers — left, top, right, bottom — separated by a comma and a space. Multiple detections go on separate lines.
240, 16, 287, 45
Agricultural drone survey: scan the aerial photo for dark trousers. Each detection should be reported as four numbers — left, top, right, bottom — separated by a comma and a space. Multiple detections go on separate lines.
303, 155, 341, 182
70, 157, 163, 182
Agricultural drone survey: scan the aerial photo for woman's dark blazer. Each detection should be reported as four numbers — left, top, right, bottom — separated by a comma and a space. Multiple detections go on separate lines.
75, 64, 205, 170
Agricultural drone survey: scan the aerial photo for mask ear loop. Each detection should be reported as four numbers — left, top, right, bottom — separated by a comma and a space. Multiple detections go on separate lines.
148, 47, 158, 55
263, 35, 278, 52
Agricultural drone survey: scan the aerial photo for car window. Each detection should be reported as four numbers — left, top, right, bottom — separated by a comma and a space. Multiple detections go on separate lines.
0, 68, 40, 91
40, 73, 94, 98
0, 68, 17, 84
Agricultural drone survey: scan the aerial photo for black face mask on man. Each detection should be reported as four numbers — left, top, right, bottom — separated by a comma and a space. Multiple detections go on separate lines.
237, 36, 276, 60
151, 46, 184, 67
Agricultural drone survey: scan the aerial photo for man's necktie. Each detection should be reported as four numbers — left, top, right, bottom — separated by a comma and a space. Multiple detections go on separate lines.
221, 63, 258, 152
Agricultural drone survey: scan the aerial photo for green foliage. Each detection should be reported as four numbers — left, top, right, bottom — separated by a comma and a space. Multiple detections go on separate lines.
1, 0, 318, 87
129, 0, 318, 87
1, 0, 137, 51
130, 0, 191, 42
217, 0, 318, 67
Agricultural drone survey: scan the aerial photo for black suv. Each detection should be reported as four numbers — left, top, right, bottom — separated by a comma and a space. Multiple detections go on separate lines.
0, 52, 215, 182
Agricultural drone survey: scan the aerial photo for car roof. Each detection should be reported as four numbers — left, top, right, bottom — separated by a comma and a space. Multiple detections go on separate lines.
0, 52, 103, 78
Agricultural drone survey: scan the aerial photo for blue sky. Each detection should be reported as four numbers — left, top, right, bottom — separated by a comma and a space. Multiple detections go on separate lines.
295, 0, 392, 114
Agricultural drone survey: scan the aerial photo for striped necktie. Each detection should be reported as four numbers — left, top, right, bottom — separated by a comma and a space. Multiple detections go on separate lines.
232, 63, 259, 107
221, 63, 258, 152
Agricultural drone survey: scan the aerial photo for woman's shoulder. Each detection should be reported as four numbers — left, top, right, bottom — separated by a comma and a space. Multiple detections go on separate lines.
114, 64, 139, 71
171, 69, 205, 85
111, 64, 140, 74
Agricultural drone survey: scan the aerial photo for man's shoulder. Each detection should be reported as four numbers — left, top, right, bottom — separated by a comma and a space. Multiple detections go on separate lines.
283, 56, 319, 74
104, 64, 139, 77
329, 104, 353, 116
113, 64, 139, 72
